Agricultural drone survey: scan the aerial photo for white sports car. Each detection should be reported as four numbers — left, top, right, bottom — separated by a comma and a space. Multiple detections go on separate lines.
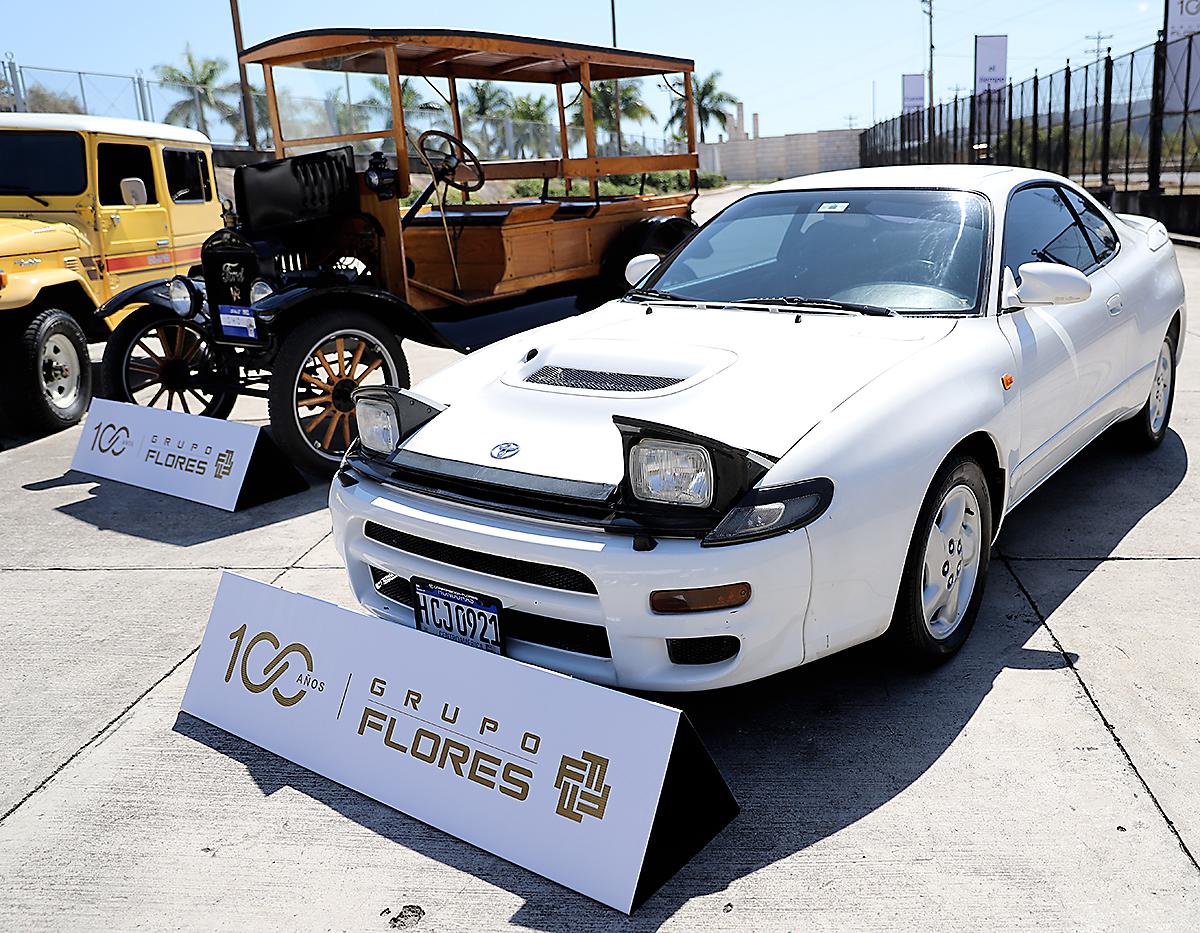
330, 165, 1185, 691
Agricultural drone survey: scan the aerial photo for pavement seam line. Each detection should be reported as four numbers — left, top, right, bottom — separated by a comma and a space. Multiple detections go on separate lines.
999, 552, 1200, 873
0, 532, 334, 826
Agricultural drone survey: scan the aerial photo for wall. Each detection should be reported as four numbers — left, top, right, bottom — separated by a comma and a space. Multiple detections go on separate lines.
700, 129, 862, 181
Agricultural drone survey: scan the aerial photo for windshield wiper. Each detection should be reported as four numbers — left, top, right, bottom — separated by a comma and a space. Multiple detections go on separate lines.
729, 296, 898, 317
625, 287, 693, 303
0, 184, 50, 207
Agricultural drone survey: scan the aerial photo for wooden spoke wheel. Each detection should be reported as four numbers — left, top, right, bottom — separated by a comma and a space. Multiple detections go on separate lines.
102, 309, 237, 419
268, 313, 409, 475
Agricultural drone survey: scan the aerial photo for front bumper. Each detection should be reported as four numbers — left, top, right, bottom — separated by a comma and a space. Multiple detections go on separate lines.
329, 468, 813, 691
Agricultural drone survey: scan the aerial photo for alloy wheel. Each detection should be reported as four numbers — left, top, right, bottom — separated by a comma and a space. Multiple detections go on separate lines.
920, 483, 983, 640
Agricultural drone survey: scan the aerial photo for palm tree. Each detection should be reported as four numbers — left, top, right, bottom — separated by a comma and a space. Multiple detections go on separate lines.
223, 82, 273, 146
572, 79, 654, 132
509, 93, 552, 157
154, 46, 237, 137
665, 71, 736, 145
461, 81, 513, 119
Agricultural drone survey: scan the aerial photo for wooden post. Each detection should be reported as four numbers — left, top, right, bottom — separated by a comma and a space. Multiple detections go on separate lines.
385, 46, 410, 195
556, 81, 572, 195
580, 62, 598, 199
262, 65, 284, 158
683, 71, 698, 187
228, 0, 258, 148
447, 76, 467, 203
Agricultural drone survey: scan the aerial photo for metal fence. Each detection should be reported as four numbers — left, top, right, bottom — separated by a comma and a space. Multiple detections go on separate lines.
861, 32, 1200, 196
0, 56, 683, 161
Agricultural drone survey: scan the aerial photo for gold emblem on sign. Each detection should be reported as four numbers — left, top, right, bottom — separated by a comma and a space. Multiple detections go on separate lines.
554, 751, 612, 822
225, 624, 321, 707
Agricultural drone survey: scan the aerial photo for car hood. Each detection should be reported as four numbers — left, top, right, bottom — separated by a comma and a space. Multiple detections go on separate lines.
404, 303, 957, 484
0, 218, 81, 258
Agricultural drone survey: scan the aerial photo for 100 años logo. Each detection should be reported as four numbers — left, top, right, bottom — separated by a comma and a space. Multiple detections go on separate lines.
89, 422, 131, 456
224, 624, 322, 707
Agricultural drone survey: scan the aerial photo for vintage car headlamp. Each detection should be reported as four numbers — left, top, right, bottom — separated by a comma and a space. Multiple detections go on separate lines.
629, 440, 713, 507
355, 397, 400, 455
364, 151, 397, 200
167, 275, 202, 318
702, 478, 834, 546
249, 278, 274, 304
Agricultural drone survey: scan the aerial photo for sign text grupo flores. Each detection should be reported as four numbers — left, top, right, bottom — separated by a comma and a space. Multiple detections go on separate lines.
180, 574, 738, 913
71, 399, 304, 511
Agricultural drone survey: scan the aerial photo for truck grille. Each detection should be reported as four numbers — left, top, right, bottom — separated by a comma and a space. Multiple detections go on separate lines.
369, 567, 611, 658
363, 522, 597, 594
526, 365, 683, 392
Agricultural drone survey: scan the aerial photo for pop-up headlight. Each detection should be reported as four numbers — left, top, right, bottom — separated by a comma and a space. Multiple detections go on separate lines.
355, 397, 399, 455
703, 478, 834, 546
629, 439, 713, 507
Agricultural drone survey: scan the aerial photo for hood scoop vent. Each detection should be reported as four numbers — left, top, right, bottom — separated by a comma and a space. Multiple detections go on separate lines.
526, 365, 683, 393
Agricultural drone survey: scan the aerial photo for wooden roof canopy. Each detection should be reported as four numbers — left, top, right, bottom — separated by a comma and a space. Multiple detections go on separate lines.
241, 28, 695, 83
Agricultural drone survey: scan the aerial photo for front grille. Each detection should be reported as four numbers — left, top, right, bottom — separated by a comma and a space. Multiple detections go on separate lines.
369, 566, 611, 658
666, 635, 741, 665
364, 522, 597, 594
526, 365, 683, 393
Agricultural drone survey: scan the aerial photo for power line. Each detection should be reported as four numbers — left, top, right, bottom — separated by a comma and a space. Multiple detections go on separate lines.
1085, 31, 1113, 62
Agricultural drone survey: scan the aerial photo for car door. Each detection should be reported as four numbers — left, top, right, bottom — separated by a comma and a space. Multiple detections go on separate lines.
94, 137, 173, 294
998, 183, 1126, 502
161, 145, 218, 274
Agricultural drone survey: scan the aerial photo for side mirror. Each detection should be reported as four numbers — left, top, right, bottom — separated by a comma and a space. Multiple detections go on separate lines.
119, 177, 148, 207
1005, 261, 1091, 308
625, 253, 661, 287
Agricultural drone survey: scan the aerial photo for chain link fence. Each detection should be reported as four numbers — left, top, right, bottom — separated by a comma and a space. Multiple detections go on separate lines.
861, 32, 1200, 197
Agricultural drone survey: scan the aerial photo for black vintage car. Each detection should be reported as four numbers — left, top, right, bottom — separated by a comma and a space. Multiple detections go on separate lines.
96, 28, 701, 474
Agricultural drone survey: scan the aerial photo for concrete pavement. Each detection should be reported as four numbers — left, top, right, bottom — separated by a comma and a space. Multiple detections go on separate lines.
1, 198, 1198, 930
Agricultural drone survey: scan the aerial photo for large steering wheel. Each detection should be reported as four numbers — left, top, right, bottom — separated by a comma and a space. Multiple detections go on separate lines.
417, 129, 485, 193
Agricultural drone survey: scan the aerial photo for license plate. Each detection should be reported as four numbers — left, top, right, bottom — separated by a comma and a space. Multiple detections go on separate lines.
217, 304, 258, 339
412, 578, 503, 654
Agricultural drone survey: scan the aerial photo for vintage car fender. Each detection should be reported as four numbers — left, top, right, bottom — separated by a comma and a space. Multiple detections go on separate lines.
95, 278, 176, 324
251, 284, 458, 350
761, 315, 1019, 663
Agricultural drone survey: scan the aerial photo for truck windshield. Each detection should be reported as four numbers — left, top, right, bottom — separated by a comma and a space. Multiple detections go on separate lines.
646, 188, 990, 315
0, 131, 88, 197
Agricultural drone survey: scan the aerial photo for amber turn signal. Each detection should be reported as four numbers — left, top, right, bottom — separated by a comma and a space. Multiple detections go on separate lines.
650, 582, 752, 613
0, 270, 8, 289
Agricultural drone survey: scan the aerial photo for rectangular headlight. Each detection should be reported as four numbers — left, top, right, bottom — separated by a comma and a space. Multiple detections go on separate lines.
355, 398, 399, 455
629, 440, 713, 507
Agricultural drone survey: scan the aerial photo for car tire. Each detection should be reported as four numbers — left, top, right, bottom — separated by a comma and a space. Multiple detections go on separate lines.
1119, 331, 1177, 451
10, 308, 93, 433
888, 455, 993, 665
267, 312, 409, 475
100, 306, 237, 419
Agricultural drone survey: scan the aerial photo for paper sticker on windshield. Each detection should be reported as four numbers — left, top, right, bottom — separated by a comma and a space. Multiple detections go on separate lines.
817, 202, 850, 213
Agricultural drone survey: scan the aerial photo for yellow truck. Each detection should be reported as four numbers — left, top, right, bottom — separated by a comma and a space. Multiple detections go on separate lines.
0, 113, 221, 432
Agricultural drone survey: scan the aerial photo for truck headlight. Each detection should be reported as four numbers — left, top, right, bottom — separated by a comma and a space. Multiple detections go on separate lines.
629, 440, 713, 507
355, 397, 399, 455
249, 278, 274, 304
702, 478, 834, 546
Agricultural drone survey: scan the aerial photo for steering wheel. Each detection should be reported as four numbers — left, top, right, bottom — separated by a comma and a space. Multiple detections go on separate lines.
877, 257, 939, 284
417, 130, 485, 192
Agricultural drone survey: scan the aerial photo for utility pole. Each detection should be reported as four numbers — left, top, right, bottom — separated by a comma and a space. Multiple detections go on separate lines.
922, 0, 934, 145
229, 0, 258, 149
845, 113, 858, 128
611, 0, 621, 156
1085, 31, 1113, 61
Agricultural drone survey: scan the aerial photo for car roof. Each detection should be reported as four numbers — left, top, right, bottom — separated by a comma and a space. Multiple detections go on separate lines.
0, 112, 211, 145
765, 164, 1062, 198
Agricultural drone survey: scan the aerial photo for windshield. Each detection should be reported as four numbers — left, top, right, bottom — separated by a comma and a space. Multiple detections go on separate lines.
0, 131, 88, 197
646, 188, 990, 315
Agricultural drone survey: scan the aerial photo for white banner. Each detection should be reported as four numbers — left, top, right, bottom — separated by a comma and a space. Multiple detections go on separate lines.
71, 399, 302, 511
1167, 0, 1200, 42
902, 73, 925, 113
974, 35, 1008, 96
180, 574, 736, 912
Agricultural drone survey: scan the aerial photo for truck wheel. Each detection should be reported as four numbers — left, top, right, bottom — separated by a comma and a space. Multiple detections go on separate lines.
598, 216, 697, 296
100, 307, 237, 419
11, 309, 93, 432
267, 312, 409, 475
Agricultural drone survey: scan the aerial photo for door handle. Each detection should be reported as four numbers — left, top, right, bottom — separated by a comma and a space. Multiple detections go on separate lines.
156, 239, 169, 246
1107, 294, 1123, 315
109, 214, 121, 227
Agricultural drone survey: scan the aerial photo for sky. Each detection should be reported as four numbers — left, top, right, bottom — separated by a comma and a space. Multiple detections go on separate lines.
5, 0, 1166, 137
